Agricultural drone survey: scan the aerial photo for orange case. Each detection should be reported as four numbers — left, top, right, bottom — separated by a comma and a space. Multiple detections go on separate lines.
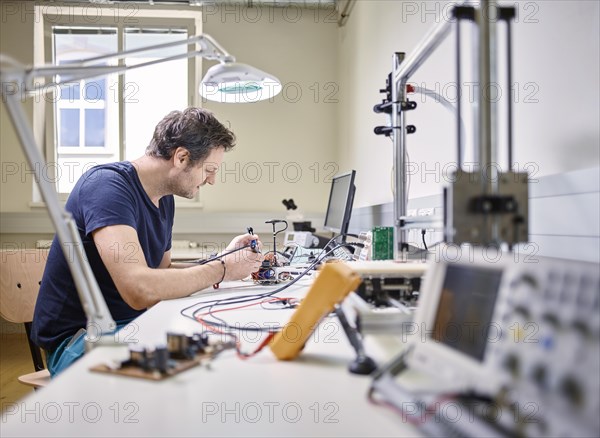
270, 262, 362, 360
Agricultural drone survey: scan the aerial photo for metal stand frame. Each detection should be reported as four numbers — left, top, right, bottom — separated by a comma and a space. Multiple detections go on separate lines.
374, 0, 527, 252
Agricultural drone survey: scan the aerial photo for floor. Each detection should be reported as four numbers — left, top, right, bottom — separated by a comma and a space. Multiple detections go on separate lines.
0, 332, 36, 411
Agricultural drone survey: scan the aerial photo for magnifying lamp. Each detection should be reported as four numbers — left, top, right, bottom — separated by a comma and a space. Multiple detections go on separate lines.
0, 33, 281, 349
201, 62, 282, 103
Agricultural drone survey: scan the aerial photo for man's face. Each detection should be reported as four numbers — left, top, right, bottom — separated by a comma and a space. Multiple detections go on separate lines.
173, 147, 224, 199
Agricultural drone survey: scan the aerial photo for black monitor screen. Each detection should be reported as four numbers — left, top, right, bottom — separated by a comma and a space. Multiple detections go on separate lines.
324, 170, 356, 235
431, 264, 502, 361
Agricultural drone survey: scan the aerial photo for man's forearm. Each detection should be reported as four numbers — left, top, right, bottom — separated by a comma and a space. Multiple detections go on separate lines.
121, 261, 225, 309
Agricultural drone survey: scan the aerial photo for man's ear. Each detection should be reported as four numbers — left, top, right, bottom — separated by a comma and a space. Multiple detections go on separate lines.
173, 147, 190, 169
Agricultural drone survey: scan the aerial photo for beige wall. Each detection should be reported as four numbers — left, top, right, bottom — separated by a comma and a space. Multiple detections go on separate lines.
201, 5, 339, 213
0, 3, 35, 213
0, 2, 338, 218
338, 0, 600, 207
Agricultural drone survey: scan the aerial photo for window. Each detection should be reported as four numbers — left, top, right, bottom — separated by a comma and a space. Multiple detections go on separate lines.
42, 9, 200, 204
54, 28, 118, 160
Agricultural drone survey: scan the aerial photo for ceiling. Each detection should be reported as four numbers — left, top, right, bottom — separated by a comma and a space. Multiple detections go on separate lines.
83, 0, 338, 7
65, 0, 355, 25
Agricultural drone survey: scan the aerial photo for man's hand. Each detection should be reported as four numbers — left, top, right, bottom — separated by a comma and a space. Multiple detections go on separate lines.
221, 233, 264, 281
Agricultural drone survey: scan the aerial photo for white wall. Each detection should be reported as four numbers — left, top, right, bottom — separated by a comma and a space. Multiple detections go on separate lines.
338, 0, 600, 208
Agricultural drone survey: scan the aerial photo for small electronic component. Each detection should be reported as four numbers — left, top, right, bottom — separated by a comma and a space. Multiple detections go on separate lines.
252, 253, 280, 284
247, 226, 259, 253
251, 220, 289, 284
90, 332, 234, 380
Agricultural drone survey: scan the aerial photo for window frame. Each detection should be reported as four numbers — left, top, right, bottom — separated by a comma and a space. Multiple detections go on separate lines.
39, 7, 203, 207
55, 79, 117, 155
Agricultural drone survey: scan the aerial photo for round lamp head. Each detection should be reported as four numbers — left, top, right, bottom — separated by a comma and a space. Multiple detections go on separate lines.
199, 62, 281, 103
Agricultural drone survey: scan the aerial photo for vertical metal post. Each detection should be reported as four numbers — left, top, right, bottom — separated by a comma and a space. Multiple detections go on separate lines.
477, 0, 499, 243
506, 16, 514, 170
391, 52, 406, 258
478, 0, 495, 182
456, 18, 463, 170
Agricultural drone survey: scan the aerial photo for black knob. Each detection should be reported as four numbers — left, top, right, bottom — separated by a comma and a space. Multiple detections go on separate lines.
374, 126, 393, 136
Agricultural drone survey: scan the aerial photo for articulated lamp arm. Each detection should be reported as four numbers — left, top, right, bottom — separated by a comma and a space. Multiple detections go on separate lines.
0, 33, 280, 349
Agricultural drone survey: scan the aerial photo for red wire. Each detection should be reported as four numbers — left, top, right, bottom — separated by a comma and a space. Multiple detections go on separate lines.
367, 388, 422, 426
236, 332, 275, 360
193, 297, 290, 359
195, 296, 291, 318
367, 387, 459, 427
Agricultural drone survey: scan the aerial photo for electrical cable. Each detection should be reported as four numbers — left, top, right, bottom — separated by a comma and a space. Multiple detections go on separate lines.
179, 237, 362, 357
204, 244, 364, 335
188, 243, 254, 265
368, 347, 460, 428
193, 241, 362, 331
191, 299, 280, 359
426, 241, 445, 250
179, 236, 361, 333
421, 229, 428, 251
412, 85, 467, 166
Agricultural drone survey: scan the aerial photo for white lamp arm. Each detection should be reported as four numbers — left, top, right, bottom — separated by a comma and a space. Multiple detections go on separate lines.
0, 32, 239, 349
0, 31, 281, 349
9, 33, 235, 95
1, 91, 116, 347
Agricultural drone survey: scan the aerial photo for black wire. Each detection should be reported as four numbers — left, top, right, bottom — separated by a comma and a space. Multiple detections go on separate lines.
427, 241, 445, 250
421, 229, 428, 251
324, 233, 359, 251
267, 220, 288, 262
189, 243, 254, 265
206, 241, 364, 331
180, 237, 361, 333
191, 242, 353, 331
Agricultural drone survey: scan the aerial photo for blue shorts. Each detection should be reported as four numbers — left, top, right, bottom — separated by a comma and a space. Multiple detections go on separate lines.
46, 320, 134, 377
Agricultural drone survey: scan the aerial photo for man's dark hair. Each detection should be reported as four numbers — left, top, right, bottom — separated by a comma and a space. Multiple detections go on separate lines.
146, 107, 235, 164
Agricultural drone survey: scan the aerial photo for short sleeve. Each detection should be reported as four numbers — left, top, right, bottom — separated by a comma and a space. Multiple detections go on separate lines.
76, 168, 138, 237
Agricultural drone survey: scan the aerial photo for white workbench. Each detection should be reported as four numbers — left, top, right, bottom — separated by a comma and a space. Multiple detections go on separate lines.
1, 277, 421, 437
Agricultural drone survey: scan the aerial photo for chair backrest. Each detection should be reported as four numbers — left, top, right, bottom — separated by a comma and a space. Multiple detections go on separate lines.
0, 249, 49, 324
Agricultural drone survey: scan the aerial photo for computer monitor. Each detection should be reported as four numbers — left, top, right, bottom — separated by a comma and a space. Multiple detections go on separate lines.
323, 170, 356, 237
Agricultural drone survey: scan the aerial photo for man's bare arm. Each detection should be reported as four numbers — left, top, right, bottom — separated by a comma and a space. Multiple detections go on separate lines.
92, 225, 261, 309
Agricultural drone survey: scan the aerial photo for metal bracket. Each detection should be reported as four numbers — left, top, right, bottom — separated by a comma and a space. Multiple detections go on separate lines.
468, 195, 518, 214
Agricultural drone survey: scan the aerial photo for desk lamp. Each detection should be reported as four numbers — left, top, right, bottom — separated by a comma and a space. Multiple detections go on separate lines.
0, 34, 281, 349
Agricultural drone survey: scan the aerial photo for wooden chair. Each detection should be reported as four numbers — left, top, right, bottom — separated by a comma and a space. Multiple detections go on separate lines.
0, 249, 51, 388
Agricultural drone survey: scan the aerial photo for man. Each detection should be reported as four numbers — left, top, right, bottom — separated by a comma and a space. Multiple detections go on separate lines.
31, 107, 263, 376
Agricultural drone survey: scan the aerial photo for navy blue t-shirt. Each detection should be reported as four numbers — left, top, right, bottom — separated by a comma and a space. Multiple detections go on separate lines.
31, 162, 174, 352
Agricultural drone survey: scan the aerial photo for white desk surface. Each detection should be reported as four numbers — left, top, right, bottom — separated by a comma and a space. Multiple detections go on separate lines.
1, 276, 421, 437
169, 249, 206, 261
